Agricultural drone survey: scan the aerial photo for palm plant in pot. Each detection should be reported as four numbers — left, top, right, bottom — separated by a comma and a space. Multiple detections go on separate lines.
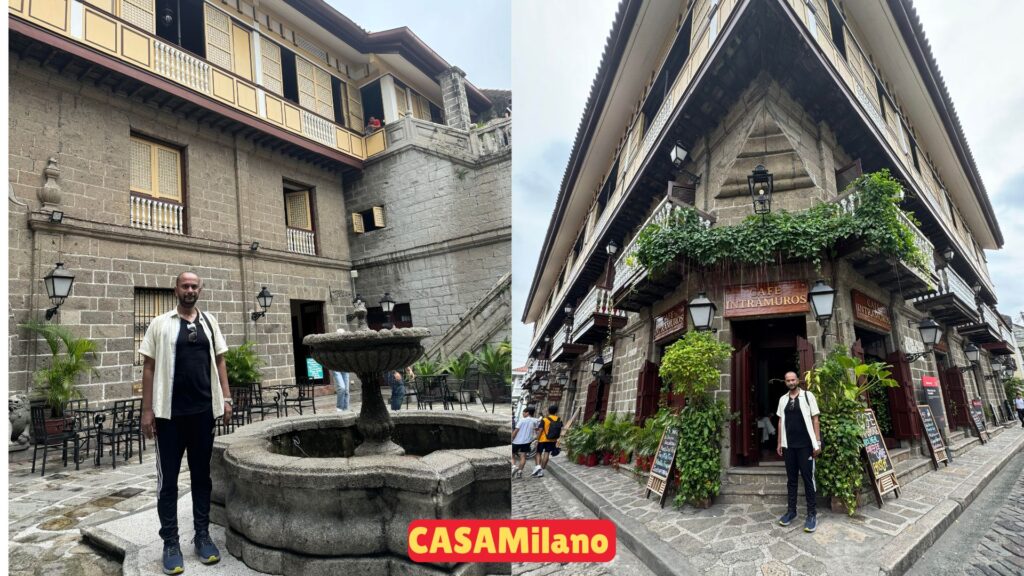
224, 341, 265, 386
475, 341, 511, 401
443, 351, 475, 399
20, 321, 98, 426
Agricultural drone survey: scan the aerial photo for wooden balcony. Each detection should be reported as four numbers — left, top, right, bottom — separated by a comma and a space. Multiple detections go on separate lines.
571, 285, 627, 346
550, 325, 587, 364
959, 304, 1002, 345
10, 0, 386, 168
982, 321, 1016, 356
911, 266, 978, 327
611, 194, 714, 311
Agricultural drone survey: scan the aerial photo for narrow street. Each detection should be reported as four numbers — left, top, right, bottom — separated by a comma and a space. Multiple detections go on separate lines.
511, 467, 655, 576
907, 450, 1024, 576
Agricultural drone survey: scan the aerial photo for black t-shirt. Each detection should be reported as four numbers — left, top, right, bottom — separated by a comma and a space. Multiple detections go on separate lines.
784, 394, 812, 449
172, 317, 212, 417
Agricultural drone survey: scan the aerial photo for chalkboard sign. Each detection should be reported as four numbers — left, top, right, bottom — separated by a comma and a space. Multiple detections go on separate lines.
859, 409, 900, 506
645, 427, 680, 507
969, 399, 989, 444
917, 404, 948, 469
306, 358, 324, 380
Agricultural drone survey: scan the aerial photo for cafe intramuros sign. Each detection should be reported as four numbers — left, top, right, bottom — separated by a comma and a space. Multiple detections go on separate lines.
724, 281, 808, 318
851, 290, 891, 332
654, 302, 687, 343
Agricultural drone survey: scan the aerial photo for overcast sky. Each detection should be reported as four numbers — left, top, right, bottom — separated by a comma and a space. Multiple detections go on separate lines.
510, 0, 1024, 369
327, 0, 511, 90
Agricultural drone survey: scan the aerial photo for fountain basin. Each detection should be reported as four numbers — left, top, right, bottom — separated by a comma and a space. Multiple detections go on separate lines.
210, 411, 511, 575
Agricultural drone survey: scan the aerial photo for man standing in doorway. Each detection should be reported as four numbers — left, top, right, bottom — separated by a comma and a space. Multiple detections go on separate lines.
1014, 393, 1024, 427
140, 272, 231, 575
776, 371, 821, 533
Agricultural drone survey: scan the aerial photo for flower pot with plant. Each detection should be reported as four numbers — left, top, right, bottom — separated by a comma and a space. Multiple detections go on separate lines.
224, 341, 266, 387
658, 330, 734, 508
20, 321, 99, 425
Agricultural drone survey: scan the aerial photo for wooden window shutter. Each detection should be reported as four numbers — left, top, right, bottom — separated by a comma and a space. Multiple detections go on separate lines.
285, 191, 312, 230
351, 213, 365, 234
204, 4, 233, 71
121, 0, 155, 33
296, 57, 317, 112
372, 206, 385, 228
130, 138, 153, 194
412, 93, 430, 121
155, 147, 181, 201
346, 82, 363, 129
394, 83, 409, 115
260, 39, 283, 95
313, 66, 333, 118
231, 23, 253, 81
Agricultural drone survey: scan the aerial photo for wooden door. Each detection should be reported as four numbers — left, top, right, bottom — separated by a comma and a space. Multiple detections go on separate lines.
886, 351, 920, 439
731, 343, 756, 465
583, 380, 599, 422
796, 335, 815, 381
635, 361, 661, 423
941, 367, 971, 429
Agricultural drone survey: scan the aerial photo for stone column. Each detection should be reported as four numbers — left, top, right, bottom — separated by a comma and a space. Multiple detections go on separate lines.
379, 74, 401, 125
437, 67, 472, 131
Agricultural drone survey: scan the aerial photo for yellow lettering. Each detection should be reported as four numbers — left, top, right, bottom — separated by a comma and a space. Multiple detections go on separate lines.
498, 527, 526, 554
475, 528, 496, 554
592, 534, 609, 554
453, 527, 473, 554
551, 534, 569, 554
408, 527, 429, 555
430, 527, 452, 554
570, 534, 590, 554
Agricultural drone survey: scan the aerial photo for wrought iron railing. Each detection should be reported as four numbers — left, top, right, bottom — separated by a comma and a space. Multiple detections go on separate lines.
130, 195, 184, 234
287, 227, 316, 256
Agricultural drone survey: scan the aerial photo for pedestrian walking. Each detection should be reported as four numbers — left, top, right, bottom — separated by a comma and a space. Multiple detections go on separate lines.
776, 371, 822, 533
1014, 393, 1024, 427
512, 406, 540, 478
140, 271, 231, 574
331, 329, 350, 412
387, 369, 405, 411
532, 404, 563, 478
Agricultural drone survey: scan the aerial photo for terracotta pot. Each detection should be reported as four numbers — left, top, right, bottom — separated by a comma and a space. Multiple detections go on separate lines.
603, 451, 616, 465
44, 416, 72, 436
585, 453, 599, 467
618, 451, 630, 464
576, 455, 585, 465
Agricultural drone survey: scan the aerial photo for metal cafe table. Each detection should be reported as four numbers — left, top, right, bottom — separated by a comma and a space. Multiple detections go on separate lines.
66, 398, 145, 467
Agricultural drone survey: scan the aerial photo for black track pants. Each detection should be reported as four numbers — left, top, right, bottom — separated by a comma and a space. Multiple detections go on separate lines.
155, 410, 215, 542
784, 445, 816, 516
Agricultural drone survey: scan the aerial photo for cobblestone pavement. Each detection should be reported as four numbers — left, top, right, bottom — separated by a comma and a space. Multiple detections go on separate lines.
8, 396, 511, 576
548, 426, 1024, 576
964, 458, 1024, 576
512, 466, 655, 576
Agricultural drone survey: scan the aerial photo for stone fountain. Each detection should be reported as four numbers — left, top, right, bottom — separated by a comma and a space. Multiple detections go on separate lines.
209, 312, 510, 576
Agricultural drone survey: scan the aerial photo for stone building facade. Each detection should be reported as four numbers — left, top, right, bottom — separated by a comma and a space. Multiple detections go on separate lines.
521, 0, 1015, 481
8, 0, 509, 403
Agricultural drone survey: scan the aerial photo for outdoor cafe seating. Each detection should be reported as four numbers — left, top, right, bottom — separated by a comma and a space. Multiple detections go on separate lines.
29, 403, 83, 476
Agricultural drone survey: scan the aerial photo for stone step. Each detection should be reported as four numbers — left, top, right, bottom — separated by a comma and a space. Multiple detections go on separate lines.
950, 433, 981, 459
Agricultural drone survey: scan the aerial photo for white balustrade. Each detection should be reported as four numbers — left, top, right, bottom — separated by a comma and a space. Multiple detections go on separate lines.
287, 228, 316, 256
981, 304, 1000, 335
897, 210, 936, 280
153, 40, 210, 94
471, 118, 512, 156
300, 110, 336, 148
130, 195, 184, 234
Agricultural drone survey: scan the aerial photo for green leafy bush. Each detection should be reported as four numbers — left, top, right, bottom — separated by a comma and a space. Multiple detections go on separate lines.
442, 351, 476, 380
674, 398, 731, 506
223, 341, 265, 386
412, 358, 441, 377
633, 170, 928, 276
659, 331, 733, 399
20, 320, 98, 416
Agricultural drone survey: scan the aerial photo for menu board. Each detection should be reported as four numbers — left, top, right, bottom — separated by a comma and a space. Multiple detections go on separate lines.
917, 404, 948, 469
644, 427, 680, 507
921, 376, 948, 432
859, 409, 900, 504
969, 399, 989, 444
306, 357, 324, 380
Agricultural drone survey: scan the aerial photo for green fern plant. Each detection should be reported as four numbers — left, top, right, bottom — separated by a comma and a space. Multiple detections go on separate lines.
223, 341, 265, 386
20, 320, 98, 417
442, 351, 476, 380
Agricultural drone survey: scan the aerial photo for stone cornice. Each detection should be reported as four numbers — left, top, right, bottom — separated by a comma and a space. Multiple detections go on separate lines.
352, 226, 510, 270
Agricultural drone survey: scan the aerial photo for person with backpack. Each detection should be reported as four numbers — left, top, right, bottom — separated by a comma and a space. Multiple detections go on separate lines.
532, 405, 562, 477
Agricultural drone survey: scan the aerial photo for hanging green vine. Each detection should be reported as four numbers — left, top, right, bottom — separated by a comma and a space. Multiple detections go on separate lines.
630, 170, 930, 275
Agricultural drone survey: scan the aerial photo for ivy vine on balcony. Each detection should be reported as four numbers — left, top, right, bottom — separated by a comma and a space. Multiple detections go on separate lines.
629, 170, 931, 276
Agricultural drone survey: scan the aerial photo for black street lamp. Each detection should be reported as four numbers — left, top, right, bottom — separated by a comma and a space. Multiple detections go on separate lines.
557, 373, 569, 388
688, 292, 717, 331
591, 353, 605, 377
747, 164, 773, 217
44, 262, 75, 320
251, 286, 273, 321
964, 342, 980, 365
380, 292, 395, 329
808, 280, 837, 348
906, 317, 943, 362
606, 240, 619, 256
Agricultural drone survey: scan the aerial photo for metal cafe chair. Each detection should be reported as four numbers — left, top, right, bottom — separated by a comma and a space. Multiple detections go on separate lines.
401, 374, 419, 410
417, 375, 449, 410
251, 382, 281, 421
96, 399, 144, 469
284, 381, 317, 415
64, 398, 95, 460
29, 404, 83, 476
229, 385, 255, 426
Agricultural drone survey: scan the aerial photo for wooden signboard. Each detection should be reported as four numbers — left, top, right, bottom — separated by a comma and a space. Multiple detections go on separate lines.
645, 426, 680, 508
851, 290, 892, 332
859, 409, 900, 507
723, 281, 809, 319
654, 302, 688, 343
917, 404, 949, 470
969, 399, 989, 444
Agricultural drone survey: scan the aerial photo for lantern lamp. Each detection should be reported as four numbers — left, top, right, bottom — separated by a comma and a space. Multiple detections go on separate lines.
43, 262, 76, 320
747, 164, 774, 216
688, 292, 717, 331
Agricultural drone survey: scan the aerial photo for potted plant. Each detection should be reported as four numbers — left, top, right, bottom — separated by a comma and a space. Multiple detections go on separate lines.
412, 358, 441, 377
608, 413, 635, 465
659, 330, 734, 508
20, 321, 98, 428
223, 341, 265, 386
443, 351, 475, 400
805, 348, 898, 515
475, 341, 512, 401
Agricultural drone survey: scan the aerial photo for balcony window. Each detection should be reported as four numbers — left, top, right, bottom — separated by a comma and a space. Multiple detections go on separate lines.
203, 3, 252, 81
130, 134, 186, 234
641, 14, 691, 135
155, 0, 206, 57
351, 206, 386, 234
708, 0, 720, 46
827, 0, 847, 59
284, 182, 317, 255
804, 0, 818, 40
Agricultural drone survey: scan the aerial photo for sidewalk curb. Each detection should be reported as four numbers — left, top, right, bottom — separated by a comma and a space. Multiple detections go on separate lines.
80, 500, 162, 576
548, 460, 699, 576
877, 428, 1024, 576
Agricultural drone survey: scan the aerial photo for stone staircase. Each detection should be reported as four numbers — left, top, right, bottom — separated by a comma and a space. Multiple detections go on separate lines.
423, 273, 510, 360
719, 429, 987, 506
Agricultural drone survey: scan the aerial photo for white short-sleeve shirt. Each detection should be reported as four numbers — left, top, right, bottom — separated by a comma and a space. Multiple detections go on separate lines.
776, 389, 821, 450
140, 308, 229, 419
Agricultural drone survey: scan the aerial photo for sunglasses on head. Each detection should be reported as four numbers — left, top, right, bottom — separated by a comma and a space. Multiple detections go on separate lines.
187, 323, 197, 343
